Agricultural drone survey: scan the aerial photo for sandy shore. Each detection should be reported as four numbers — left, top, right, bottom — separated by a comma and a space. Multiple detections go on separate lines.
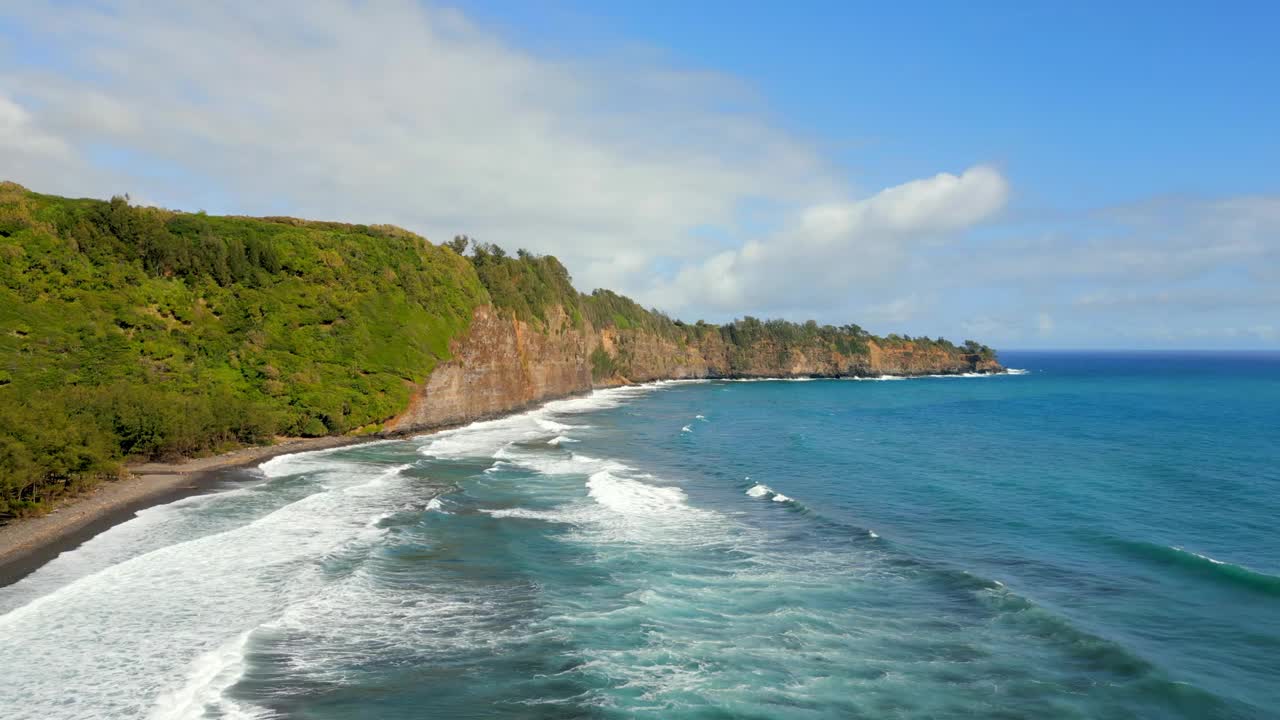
0, 435, 370, 588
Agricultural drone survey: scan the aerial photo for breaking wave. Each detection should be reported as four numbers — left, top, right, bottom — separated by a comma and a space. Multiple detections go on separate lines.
1, 361, 1252, 718
148, 631, 262, 720
745, 482, 796, 506
417, 381, 687, 460
1110, 539, 1280, 596
0, 457, 417, 719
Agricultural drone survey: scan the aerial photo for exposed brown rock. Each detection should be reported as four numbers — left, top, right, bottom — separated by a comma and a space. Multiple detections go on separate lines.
383, 305, 1003, 435
383, 305, 593, 433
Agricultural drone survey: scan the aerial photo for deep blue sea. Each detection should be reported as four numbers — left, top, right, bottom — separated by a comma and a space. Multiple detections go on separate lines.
2, 352, 1278, 719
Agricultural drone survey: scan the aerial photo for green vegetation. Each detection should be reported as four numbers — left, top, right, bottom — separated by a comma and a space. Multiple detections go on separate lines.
465, 239, 583, 328
589, 346, 617, 381
877, 333, 995, 359
581, 289, 685, 338
0, 182, 486, 516
0, 183, 993, 517
962, 339, 998, 360
715, 316, 870, 369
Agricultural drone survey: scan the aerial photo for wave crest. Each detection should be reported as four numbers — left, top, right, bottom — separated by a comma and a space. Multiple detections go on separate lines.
1111, 539, 1280, 596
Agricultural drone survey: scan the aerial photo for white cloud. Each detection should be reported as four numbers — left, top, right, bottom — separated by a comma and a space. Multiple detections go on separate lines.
0, 94, 71, 161
0, 0, 839, 297
0, 1, 1014, 330
1072, 288, 1280, 310
799, 166, 1008, 237
906, 192, 1280, 347
960, 316, 1015, 341
860, 295, 929, 325
967, 195, 1280, 286
4, 2, 1271, 348
0, 92, 89, 188
645, 165, 1009, 313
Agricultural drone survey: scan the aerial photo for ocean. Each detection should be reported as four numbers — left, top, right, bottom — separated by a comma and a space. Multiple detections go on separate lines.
1, 351, 1277, 719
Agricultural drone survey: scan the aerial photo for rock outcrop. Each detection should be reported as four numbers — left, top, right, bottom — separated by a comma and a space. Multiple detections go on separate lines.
384, 305, 1003, 435
384, 305, 592, 433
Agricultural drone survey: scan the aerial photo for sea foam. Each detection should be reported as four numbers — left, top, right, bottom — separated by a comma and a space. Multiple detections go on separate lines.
418, 382, 681, 460
0, 457, 418, 719
148, 630, 260, 720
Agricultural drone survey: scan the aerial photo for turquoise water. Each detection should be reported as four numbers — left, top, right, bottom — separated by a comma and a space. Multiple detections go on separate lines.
1, 352, 1277, 719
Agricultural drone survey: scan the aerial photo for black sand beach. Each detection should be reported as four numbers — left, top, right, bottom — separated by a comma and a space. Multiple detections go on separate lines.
0, 436, 369, 588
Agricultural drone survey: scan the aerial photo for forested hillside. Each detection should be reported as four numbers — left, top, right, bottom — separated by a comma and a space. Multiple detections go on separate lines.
0, 182, 486, 515
0, 183, 995, 517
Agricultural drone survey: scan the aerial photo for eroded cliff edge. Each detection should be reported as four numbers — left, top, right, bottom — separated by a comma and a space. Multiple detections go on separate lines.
384, 305, 1003, 434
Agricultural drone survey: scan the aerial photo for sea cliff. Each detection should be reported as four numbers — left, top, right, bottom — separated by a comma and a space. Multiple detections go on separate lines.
384, 304, 1002, 434
0, 182, 1000, 515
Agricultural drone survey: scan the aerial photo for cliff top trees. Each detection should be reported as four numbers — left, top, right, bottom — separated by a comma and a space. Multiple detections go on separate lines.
446, 235, 470, 256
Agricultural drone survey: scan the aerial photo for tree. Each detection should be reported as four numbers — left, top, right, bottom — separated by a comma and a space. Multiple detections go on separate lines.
446, 235, 470, 255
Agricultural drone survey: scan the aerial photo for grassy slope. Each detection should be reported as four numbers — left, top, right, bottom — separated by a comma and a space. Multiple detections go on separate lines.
0, 182, 487, 515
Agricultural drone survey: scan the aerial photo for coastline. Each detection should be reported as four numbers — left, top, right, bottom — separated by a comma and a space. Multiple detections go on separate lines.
0, 384, 604, 590
0, 381, 613, 589
0, 369, 1008, 589
0, 435, 369, 589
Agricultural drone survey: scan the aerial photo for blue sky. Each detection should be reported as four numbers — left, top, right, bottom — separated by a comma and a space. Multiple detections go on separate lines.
463, 0, 1280, 202
2, 1, 1277, 348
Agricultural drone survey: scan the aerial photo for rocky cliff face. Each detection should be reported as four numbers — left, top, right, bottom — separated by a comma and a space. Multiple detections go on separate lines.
598, 327, 1000, 381
383, 305, 592, 433
384, 305, 1003, 435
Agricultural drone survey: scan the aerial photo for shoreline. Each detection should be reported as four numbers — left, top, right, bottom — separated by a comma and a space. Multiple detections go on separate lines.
0, 435, 370, 589
0, 381, 613, 590
0, 370, 1010, 589
0, 385, 604, 590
